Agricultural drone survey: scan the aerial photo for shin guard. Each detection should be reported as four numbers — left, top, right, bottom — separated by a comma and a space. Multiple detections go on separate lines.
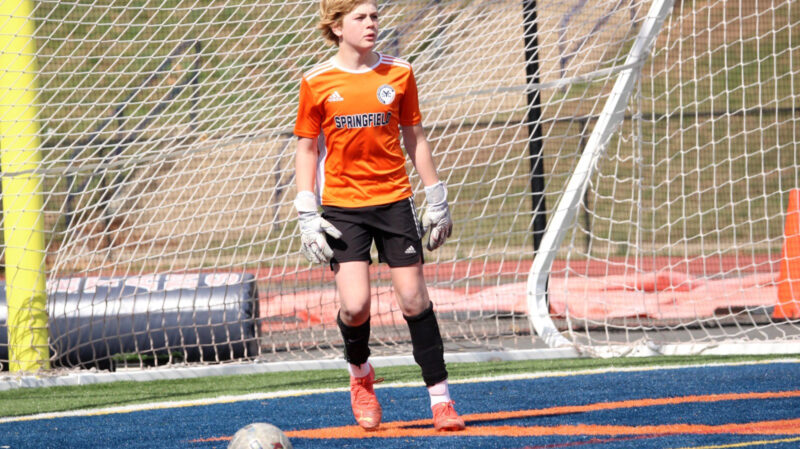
337, 313, 371, 366
404, 303, 448, 386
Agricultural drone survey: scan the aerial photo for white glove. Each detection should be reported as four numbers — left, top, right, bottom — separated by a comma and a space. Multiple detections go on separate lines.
421, 181, 453, 251
294, 191, 342, 264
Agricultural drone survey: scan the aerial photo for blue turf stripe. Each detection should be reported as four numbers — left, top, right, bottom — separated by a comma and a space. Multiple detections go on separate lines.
1, 362, 798, 449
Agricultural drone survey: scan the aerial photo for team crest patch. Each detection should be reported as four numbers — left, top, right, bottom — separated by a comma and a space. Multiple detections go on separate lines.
377, 84, 395, 105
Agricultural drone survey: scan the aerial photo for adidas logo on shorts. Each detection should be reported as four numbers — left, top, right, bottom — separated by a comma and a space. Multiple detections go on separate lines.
327, 91, 344, 102
405, 245, 417, 255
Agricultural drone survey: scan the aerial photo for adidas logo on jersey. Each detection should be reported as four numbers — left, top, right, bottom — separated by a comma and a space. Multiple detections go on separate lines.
327, 91, 344, 102
405, 245, 417, 255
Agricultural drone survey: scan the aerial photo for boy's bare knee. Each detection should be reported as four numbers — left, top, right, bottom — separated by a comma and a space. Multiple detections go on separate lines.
339, 304, 370, 326
395, 289, 429, 317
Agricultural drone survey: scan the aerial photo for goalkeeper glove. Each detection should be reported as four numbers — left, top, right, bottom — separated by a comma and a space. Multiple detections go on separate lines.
421, 181, 453, 251
294, 191, 342, 264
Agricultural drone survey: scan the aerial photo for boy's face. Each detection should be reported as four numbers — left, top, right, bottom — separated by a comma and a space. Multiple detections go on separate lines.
333, 1, 378, 51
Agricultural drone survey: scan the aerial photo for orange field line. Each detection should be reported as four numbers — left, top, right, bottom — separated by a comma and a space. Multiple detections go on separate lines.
286, 418, 800, 439
192, 390, 800, 443
288, 390, 800, 439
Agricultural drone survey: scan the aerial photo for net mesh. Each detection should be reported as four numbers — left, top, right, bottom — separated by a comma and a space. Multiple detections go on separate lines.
0, 0, 798, 371
552, 0, 800, 350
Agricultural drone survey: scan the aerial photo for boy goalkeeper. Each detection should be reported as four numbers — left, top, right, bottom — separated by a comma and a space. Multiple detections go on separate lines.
293, 0, 465, 432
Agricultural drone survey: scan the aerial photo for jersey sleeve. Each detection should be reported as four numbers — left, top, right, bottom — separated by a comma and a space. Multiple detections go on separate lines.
294, 76, 323, 138
399, 68, 422, 126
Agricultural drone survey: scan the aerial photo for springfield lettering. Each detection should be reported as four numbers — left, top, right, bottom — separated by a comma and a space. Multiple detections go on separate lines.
334, 112, 391, 129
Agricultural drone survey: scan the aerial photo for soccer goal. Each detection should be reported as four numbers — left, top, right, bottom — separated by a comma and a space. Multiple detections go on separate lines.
1, 0, 799, 381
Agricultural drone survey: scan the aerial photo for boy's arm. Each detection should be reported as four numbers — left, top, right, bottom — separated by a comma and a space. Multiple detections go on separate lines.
294, 136, 341, 263
402, 123, 453, 251
402, 123, 439, 187
295, 136, 318, 192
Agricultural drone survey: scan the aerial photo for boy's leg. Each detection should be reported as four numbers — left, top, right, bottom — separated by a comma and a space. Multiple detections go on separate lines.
324, 206, 375, 374
392, 264, 465, 431
335, 260, 372, 362
335, 261, 382, 430
391, 264, 445, 384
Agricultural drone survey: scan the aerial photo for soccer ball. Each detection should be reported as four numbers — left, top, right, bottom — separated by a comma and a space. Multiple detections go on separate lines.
227, 422, 293, 449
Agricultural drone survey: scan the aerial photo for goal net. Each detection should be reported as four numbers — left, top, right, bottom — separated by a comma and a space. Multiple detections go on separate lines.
1, 0, 798, 374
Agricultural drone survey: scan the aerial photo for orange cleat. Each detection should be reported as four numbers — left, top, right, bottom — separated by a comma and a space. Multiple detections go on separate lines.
350, 366, 383, 431
432, 400, 466, 431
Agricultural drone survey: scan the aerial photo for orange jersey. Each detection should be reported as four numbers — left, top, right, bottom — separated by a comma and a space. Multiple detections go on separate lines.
294, 53, 422, 208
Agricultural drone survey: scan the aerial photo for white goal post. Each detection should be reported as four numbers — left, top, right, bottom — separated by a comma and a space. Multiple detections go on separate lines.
528, 0, 676, 350
1, 0, 800, 383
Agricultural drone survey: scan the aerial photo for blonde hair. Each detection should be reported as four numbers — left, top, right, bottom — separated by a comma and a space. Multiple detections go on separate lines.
318, 0, 376, 46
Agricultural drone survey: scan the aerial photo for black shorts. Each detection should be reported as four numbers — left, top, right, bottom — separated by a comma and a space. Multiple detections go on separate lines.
322, 198, 424, 270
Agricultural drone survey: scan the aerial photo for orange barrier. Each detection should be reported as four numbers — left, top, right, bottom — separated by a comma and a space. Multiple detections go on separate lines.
775, 188, 800, 319
259, 272, 779, 331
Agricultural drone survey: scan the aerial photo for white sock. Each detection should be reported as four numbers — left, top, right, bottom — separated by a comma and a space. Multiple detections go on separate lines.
427, 380, 451, 407
347, 361, 371, 378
